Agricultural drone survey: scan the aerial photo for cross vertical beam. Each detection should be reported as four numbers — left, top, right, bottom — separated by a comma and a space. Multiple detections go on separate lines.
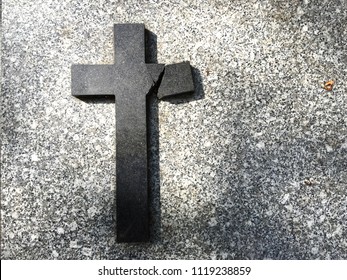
114, 24, 145, 63
112, 24, 152, 242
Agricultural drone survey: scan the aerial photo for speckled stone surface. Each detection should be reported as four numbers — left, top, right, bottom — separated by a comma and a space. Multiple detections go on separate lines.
1, 0, 347, 259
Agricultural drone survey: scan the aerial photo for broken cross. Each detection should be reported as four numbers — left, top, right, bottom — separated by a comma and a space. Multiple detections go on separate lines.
71, 24, 194, 242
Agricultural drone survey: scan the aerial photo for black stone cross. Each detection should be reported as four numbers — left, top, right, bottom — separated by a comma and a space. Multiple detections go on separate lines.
71, 24, 194, 242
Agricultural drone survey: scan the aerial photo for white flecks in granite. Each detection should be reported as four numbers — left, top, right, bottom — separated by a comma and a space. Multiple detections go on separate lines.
82, 247, 93, 258
56, 227, 65, 235
31, 153, 39, 162
311, 247, 319, 255
52, 250, 59, 258
1, 0, 347, 259
69, 221, 78, 231
87, 206, 98, 218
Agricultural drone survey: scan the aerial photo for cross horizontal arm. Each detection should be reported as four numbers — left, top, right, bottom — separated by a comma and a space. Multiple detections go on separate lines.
71, 65, 115, 96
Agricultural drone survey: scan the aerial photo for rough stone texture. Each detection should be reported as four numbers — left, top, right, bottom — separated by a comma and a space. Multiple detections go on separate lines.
1, 0, 347, 259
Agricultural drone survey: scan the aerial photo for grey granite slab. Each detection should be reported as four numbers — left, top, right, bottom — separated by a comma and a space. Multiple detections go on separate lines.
1, 0, 347, 259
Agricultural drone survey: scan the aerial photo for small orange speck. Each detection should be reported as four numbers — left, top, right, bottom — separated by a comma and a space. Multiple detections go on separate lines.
323, 80, 334, 91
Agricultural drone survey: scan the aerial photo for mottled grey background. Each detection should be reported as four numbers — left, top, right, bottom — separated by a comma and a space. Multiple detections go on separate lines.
1, 0, 346, 259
